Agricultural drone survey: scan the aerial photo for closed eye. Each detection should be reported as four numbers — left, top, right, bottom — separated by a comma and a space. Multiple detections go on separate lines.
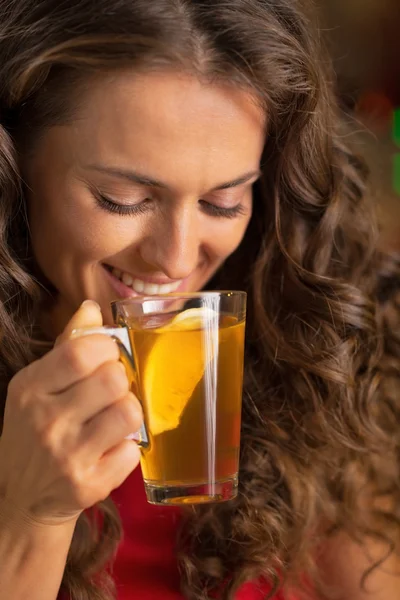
94, 192, 151, 216
199, 200, 247, 219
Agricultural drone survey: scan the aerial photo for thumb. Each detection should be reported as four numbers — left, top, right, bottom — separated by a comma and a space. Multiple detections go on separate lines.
56, 300, 103, 346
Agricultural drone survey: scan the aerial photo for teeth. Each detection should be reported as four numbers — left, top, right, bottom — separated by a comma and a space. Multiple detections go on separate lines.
132, 279, 144, 294
111, 268, 182, 295
121, 272, 133, 286
143, 282, 159, 295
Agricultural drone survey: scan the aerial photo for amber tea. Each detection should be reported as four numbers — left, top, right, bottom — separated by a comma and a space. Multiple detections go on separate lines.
129, 309, 245, 503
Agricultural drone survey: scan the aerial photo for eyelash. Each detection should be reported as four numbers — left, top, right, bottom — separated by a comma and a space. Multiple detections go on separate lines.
94, 193, 246, 219
198, 200, 246, 219
95, 193, 150, 216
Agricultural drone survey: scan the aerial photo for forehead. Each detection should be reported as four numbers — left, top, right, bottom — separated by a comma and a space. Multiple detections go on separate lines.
35, 70, 266, 191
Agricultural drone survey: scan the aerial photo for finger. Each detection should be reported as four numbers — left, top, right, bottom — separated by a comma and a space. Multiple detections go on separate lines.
80, 393, 143, 459
60, 361, 130, 422
94, 439, 141, 494
32, 334, 120, 394
56, 300, 103, 346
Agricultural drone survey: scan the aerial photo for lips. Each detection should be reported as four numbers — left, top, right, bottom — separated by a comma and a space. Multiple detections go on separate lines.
104, 265, 182, 295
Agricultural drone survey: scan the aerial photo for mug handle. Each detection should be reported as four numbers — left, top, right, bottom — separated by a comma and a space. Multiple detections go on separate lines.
71, 326, 149, 448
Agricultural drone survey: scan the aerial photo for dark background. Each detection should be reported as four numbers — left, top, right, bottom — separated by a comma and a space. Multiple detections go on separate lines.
319, 0, 400, 251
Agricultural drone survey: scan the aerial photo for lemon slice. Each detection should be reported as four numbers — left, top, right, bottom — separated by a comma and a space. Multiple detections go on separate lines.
142, 307, 218, 436
161, 306, 218, 331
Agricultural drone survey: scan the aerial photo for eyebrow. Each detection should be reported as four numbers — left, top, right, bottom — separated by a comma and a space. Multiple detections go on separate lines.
85, 164, 261, 191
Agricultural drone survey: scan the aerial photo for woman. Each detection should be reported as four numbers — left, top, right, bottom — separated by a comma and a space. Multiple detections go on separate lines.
0, 1, 399, 599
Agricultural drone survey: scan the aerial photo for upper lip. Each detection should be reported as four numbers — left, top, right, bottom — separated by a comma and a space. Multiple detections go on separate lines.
104, 264, 183, 285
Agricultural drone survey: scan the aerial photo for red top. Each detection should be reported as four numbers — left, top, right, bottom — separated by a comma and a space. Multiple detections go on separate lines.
109, 467, 297, 600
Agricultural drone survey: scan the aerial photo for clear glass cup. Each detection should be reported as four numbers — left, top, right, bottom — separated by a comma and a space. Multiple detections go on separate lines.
75, 291, 246, 505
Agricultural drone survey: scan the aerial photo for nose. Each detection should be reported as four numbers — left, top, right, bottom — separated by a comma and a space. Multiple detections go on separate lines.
138, 206, 200, 280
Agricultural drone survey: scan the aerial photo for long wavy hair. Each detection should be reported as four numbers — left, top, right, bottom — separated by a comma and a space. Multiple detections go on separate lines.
0, 1, 399, 599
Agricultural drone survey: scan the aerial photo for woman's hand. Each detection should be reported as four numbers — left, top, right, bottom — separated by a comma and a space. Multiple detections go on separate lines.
0, 300, 143, 526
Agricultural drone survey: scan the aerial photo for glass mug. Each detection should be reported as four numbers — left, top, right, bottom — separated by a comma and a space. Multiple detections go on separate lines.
73, 292, 246, 505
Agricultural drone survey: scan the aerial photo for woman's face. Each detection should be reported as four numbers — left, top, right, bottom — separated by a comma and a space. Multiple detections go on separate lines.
25, 71, 265, 328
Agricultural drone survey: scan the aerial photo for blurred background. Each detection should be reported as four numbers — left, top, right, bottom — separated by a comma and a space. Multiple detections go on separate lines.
318, 0, 400, 252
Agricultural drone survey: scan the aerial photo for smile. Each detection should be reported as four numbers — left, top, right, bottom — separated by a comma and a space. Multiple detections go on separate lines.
104, 265, 183, 295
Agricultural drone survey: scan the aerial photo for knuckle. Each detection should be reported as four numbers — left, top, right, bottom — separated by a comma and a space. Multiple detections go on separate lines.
7, 374, 26, 407
85, 334, 120, 359
62, 339, 92, 378
61, 460, 90, 505
115, 395, 143, 431
99, 362, 129, 399
7, 371, 23, 398
62, 336, 119, 378
62, 456, 83, 487
62, 462, 103, 508
8, 372, 52, 421
38, 420, 61, 452
8, 365, 35, 406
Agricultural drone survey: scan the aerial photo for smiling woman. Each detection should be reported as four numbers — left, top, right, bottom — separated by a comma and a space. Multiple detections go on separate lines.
23, 71, 263, 326
0, 1, 399, 600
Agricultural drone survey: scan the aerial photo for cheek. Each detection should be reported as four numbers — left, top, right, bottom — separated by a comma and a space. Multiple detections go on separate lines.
205, 216, 252, 261
29, 187, 138, 266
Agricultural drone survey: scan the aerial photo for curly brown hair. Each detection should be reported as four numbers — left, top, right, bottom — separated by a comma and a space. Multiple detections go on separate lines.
0, 1, 399, 599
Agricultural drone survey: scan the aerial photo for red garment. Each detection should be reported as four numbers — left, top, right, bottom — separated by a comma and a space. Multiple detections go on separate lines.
110, 467, 295, 600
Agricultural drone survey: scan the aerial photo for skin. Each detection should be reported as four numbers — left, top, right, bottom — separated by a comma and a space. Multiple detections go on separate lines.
25, 70, 265, 330
318, 537, 400, 600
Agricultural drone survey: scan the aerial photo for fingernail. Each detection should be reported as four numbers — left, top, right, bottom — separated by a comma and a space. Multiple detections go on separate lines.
81, 299, 101, 311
